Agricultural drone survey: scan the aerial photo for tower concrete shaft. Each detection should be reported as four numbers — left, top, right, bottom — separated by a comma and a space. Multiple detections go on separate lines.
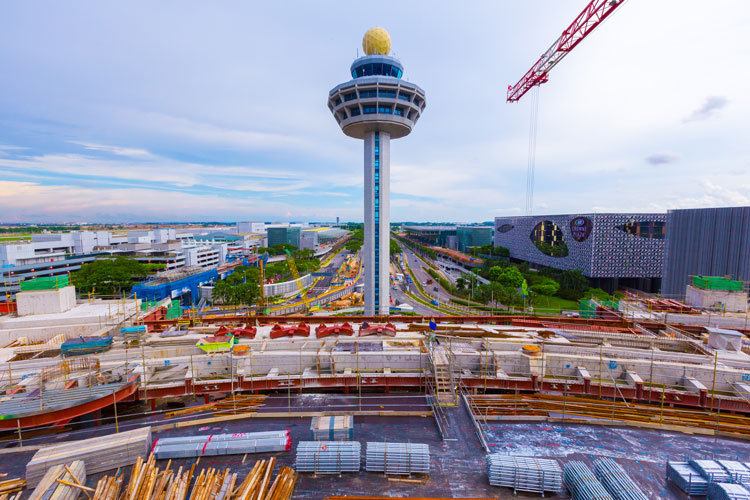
363, 131, 390, 315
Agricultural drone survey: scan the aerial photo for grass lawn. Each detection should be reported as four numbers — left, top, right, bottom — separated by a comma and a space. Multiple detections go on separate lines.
530, 295, 579, 312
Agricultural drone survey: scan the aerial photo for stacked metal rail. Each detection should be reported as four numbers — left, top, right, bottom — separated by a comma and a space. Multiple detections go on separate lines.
563, 461, 614, 500
153, 431, 290, 459
365, 442, 430, 475
486, 455, 562, 495
295, 441, 361, 474
718, 461, 750, 485
708, 482, 750, 500
593, 458, 648, 500
691, 459, 732, 483
667, 461, 709, 496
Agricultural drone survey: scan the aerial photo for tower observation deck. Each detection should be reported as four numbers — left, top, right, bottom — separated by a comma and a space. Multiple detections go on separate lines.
328, 27, 426, 315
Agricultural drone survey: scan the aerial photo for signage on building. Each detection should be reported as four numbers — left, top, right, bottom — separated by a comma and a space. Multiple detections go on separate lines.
569, 217, 592, 242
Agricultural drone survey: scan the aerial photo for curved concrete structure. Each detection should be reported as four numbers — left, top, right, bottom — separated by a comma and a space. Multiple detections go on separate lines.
328, 31, 426, 315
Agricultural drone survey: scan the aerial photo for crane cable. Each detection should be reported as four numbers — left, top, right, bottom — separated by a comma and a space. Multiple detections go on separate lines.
525, 86, 541, 215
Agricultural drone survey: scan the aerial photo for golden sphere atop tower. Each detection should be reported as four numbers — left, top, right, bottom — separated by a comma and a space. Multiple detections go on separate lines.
362, 27, 391, 56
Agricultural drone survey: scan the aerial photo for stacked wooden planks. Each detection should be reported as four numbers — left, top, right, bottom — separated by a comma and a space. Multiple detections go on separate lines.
28, 461, 87, 500
26, 427, 151, 486
0, 477, 26, 500
91, 455, 296, 500
164, 395, 266, 419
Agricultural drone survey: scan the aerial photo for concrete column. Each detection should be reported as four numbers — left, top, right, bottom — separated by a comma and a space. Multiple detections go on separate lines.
363, 131, 391, 316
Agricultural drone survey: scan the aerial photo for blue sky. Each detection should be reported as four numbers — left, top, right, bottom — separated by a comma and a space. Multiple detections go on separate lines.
1, 1, 748, 223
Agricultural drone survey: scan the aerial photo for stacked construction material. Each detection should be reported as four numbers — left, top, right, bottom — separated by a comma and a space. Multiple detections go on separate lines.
691, 459, 732, 483
708, 483, 750, 500
295, 441, 361, 474
718, 461, 750, 485
28, 460, 86, 500
26, 427, 151, 486
0, 477, 26, 500
564, 461, 614, 500
153, 430, 291, 459
593, 458, 648, 500
310, 415, 353, 441
487, 455, 562, 494
666, 461, 709, 496
366, 442, 430, 475
165, 394, 267, 419
91, 474, 122, 500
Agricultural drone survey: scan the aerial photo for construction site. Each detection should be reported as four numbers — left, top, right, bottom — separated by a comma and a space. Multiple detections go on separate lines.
1, 1, 749, 500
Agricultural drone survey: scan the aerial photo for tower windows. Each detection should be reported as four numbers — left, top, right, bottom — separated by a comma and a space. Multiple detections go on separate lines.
378, 89, 396, 98
363, 106, 377, 114
398, 92, 412, 102
394, 107, 404, 116
349, 107, 361, 116
344, 92, 357, 102
377, 105, 392, 114
373, 132, 381, 311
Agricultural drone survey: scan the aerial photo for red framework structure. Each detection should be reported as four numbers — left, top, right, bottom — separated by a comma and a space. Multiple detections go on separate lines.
507, 0, 626, 102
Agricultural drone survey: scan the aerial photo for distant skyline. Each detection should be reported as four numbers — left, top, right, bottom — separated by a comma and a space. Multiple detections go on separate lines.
1, 1, 749, 223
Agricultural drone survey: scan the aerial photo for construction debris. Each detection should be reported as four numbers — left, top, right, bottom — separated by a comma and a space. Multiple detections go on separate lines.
28, 460, 86, 500
25, 427, 151, 486
165, 395, 266, 419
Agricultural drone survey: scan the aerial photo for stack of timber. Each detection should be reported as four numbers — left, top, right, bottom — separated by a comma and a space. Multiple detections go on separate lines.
26, 427, 151, 486
310, 416, 353, 441
486, 455, 561, 495
91, 474, 122, 500
28, 461, 86, 500
295, 441, 361, 474
233, 458, 297, 500
153, 430, 291, 459
0, 477, 26, 500
708, 483, 750, 500
666, 461, 709, 496
165, 395, 266, 419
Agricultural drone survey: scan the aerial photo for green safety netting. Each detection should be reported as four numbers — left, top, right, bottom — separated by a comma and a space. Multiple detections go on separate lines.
692, 276, 743, 291
19, 275, 70, 291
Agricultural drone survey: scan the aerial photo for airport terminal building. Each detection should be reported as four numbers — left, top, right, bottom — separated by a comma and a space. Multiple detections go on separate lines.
494, 213, 666, 292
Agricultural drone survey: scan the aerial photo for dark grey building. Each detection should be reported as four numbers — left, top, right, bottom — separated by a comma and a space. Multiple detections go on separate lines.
662, 206, 750, 298
494, 213, 666, 292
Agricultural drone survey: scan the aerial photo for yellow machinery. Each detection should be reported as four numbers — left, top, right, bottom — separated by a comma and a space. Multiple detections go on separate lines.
284, 249, 312, 311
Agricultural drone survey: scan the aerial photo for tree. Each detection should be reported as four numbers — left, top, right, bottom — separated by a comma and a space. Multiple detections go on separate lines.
557, 269, 589, 301
71, 256, 153, 295
530, 278, 560, 297
211, 266, 262, 305
455, 276, 466, 291
390, 238, 400, 255
496, 267, 524, 288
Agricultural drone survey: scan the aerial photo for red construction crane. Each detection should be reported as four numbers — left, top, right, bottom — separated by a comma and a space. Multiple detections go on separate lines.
507, 0, 627, 103
507, 0, 628, 215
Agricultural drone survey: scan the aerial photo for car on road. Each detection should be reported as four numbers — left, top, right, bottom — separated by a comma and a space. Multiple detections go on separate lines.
433, 286, 439, 292
430, 300, 439, 306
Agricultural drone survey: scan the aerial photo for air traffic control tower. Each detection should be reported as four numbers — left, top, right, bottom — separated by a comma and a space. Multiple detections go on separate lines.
328, 27, 426, 315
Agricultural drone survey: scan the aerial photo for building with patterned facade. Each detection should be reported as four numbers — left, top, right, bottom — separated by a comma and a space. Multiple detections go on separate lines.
493, 213, 666, 292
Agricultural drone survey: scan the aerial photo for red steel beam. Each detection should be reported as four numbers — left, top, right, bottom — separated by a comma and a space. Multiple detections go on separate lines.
507, 0, 626, 102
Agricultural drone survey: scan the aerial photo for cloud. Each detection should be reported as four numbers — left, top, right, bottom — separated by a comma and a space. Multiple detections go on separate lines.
71, 141, 153, 158
645, 152, 680, 165
683, 96, 729, 122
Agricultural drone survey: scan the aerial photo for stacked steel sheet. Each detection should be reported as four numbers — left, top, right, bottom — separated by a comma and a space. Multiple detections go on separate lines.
295, 441, 361, 474
708, 483, 750, 500
718, 461, 750, 485
564, 461, 614, 500
593, 458, 648, 500
310, 416, 353, 441
691, 459, 732, 483
153, 431, 291, 459
666, 461, 709, 496
365, 442, 430, 475
486, 455, 562, 494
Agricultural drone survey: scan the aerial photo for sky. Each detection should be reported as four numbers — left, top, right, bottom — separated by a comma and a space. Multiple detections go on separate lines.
0, 1, 749, 224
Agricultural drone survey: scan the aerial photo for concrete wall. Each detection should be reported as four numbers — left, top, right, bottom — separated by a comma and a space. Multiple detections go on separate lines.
16, 286, 76, 316
686, 285, 748, 312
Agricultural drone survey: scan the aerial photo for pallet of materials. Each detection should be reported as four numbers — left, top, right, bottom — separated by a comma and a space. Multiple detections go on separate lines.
28, 460, 86, 500
366, 442, 430, 475
153, 430, 291, 459
310, 415, 353, 441
486, 455, 562, 495
717, 461, 750, 485
690, 459, 732, 483
295, 441, 361, 474
708, 483, 750, 500
666, 461, 709, 496
26, 427, 151, 486
593, 458, 648, 500
563, 461, 613, 500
